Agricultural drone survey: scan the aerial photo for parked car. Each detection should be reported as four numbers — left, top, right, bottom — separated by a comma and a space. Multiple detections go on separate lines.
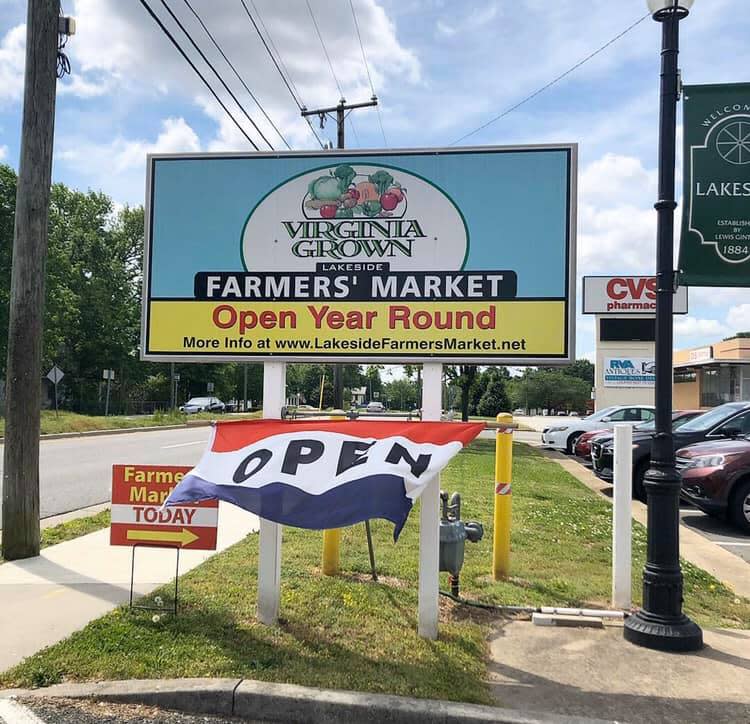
678, 436, 750, 533
592, 403, 750, 499
574, 429, 610, 460
366, 401, 385, 412
541, 405, 655, 454
179, 396, 225, 414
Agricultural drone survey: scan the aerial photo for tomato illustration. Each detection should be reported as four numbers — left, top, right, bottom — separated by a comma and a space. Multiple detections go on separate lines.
320, 204, 338, 219
380, 192, 399, 211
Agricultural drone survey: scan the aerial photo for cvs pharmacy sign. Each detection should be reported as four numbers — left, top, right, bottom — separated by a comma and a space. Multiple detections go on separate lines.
583, 276, 688, 315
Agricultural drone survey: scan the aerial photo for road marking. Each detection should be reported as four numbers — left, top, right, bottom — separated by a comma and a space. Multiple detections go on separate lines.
41, 588, 66, 600
0, 699, 47, 723
161, 440, 206, 449
717, 541, 750, 547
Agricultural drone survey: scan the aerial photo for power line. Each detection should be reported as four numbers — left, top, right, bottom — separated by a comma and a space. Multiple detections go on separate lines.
349, 0, 387, 147
239, 0, 325, 149
181, 0, 291, 150
306, 0, 344, 97
306, 0, 360, 147
138, 0, 259, 150
157, 0, 274, 150
249, 0, 303, 106
450, 12, 651, 146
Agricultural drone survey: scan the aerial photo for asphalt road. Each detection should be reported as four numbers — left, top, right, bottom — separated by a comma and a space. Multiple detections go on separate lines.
0, 427, 212, 521
679, 505, 750, 564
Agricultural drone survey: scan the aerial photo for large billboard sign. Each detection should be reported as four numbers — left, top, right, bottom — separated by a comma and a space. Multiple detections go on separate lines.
582, 276, 688, 315
142, 147, 576, 363
679, 83, 750, 286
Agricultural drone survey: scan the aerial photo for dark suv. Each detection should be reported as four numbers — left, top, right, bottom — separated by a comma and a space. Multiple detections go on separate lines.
591, 402, 750, 499
678, 436, 750, 533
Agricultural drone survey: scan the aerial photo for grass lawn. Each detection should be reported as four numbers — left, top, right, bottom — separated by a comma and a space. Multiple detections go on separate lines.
1, 510, 112, 564
0, 410, 261, 437
2, 442, 748, 699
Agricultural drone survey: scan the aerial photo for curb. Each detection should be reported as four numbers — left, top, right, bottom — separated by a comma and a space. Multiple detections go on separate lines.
0, 679, 616, 724
0, 420, 213, 444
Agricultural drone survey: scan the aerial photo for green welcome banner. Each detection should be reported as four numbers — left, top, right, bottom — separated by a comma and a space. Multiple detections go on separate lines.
679, 83, 750, 287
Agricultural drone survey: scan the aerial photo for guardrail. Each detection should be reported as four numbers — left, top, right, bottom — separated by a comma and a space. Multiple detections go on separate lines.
283, 409, 423, 421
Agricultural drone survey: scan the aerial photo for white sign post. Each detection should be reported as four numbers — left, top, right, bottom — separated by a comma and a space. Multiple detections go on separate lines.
257, 361, 286, 625
612, 424, 632, 610
418, 362, 442, 639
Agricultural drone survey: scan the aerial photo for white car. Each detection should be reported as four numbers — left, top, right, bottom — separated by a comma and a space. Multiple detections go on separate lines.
179, 396, 225, 414
366, 401, 385, 412
541, 405, 655, 454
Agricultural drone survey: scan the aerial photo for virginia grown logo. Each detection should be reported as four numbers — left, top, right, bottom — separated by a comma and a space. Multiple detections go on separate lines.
241, 163, 469, 271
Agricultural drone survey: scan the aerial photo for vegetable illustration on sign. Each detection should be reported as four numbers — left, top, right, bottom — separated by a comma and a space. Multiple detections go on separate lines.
304, 164, 407, 219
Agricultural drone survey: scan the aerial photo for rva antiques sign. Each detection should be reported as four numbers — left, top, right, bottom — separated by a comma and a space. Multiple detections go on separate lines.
679, 83, 750, 286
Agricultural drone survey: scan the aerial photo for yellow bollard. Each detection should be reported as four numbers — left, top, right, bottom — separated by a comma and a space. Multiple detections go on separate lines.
493, 413, 513, 580
322, 414, 346, 575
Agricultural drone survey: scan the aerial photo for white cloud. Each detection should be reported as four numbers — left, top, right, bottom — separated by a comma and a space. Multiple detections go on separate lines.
726, 304, 750, 333
58, 73, 111, 98
579, 153, 657, 207
0, 24, 25, 104
0, 144, 7, 161
576, 153, 659, 276
65, 0, 420, 150
675, 316, 730, 339
57, 117, 201, 202
688, 286, 750, 308
60, 117, 200, 174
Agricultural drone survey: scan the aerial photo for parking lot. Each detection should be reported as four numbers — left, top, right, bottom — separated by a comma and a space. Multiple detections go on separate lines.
510, 422, 750, 567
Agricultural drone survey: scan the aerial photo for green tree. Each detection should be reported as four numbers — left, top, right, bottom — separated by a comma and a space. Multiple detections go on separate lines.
446, 365, 479, 421
476, 368, 510, 417
384, 377, 418, 411
508, 368, 589, 413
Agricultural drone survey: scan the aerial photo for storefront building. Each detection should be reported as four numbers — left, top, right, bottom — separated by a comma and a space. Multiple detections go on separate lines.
674, 336, 750, 409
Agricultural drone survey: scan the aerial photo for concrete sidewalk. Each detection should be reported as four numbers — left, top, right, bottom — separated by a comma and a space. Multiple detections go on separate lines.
0, 503, 258, 672
489, 619, 750, 724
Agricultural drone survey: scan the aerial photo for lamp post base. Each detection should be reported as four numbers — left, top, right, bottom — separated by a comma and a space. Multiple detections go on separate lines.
624, 610, 703, 652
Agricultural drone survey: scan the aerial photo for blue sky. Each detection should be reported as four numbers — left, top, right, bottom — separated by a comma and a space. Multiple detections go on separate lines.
1, 0, 749, 363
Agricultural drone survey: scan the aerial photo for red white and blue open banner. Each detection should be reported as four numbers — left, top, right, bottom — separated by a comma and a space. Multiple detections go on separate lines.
165, 420, 484, 539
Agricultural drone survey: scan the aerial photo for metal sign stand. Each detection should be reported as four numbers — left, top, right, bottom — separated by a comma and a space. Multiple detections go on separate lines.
129, 544, 181, 616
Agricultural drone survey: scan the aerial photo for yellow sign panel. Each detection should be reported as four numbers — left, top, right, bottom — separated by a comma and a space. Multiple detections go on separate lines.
148, 300, 566, 358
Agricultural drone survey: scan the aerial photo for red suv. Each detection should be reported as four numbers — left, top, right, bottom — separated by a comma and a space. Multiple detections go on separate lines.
677, 436, 750, 534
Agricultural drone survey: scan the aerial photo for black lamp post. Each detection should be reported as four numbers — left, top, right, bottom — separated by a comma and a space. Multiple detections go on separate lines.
623, 0, 702, 652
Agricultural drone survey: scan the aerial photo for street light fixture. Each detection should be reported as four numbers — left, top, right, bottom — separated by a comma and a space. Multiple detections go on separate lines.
623, 0, 703, 651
